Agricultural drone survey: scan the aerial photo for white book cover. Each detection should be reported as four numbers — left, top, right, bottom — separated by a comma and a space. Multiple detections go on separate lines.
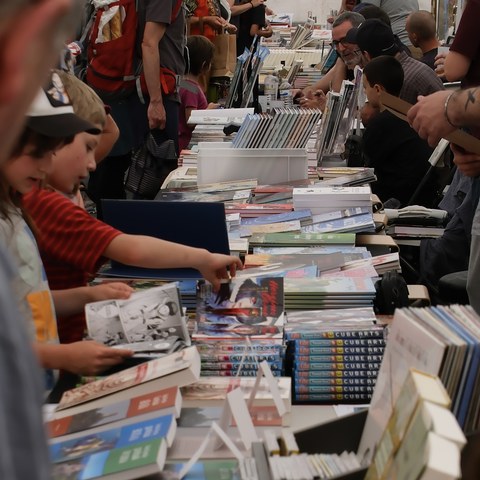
85, 283, 189, 351
358, 308, 447, 465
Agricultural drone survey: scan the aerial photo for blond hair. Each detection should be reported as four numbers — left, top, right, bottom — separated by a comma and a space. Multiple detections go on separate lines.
54, 69, 106, 128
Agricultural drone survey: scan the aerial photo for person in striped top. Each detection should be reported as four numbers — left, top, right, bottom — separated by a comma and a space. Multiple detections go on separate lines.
23, 71, 243, 345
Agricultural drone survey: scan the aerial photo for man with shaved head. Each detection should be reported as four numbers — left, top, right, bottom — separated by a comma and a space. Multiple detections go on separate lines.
406, 10, 440, 70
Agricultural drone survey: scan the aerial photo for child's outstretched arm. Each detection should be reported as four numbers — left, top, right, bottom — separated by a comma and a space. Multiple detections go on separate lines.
51, 282, 134, 317
105, 234, 243, 290
34, 341, 134, 376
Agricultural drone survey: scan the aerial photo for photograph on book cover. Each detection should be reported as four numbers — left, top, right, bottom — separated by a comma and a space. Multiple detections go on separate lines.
196, 277, 284, 327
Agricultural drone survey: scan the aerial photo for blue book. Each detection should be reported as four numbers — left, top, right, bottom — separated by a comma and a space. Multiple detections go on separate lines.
52, 438, 167, 480
432, 306, 480, 428
50, 414, 176, 464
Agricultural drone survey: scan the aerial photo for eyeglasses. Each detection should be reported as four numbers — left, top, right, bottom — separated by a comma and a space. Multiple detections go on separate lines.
330, 37, 350, 49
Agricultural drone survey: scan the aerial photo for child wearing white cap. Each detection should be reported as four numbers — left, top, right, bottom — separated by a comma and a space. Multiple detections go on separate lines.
0, 71, 134, 393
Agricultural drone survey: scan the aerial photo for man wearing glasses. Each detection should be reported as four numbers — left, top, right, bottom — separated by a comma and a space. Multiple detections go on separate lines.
297, 11, 364, 109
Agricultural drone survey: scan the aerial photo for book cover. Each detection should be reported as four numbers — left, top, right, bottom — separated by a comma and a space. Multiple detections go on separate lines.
50, 414, 176, 463
56, 346, 201, 413
51, 438, 167, 480
196, 277, 284, 327
85, 283, 189, 350
47, 387, 181, 439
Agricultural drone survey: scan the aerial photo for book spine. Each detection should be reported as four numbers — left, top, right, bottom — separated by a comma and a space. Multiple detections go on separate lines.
200, 353, 280, 362
195, 343, 282, 353
294, 346, 385, 355
292, 338, 385, 347
201, 361, 283, 370
285, 329, 385, 340
294, 377, 377, 386
200, 369, 282, 377
294, 393, 372, 402
294, 362, 381, 371
293, 385, 375, 394
294, 354, 384, 363
295, 369, 379, 379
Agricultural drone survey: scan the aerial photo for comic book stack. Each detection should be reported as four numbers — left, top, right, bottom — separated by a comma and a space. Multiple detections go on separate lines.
283, 307, 386, 404
193, 276, 285, 377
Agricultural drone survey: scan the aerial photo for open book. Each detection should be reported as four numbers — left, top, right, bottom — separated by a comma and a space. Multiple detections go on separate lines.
85, 283, 190, 355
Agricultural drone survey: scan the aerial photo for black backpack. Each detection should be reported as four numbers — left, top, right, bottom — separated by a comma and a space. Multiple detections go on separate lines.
374, 270, 409, 315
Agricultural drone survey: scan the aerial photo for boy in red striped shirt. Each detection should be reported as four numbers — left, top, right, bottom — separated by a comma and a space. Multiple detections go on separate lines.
23, 71, 242, 345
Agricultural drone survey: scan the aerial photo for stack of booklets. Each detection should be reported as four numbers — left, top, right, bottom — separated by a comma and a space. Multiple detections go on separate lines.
292, 186, 372, 216
232, 108, 322, 149
315, 168, 377, 187
224, 203, 294, 218
283, 308, 384, 404
248, 232, 356, 248
386, 224, 445, 239
365, 369, 466, 480
293, 67, 325, 90
300, 207, 376, 235
283, 277, 377, 311
234, 205, 376, 237
194, 277, 285, 376
317, 166, 376, 182
359, 304, 480, 467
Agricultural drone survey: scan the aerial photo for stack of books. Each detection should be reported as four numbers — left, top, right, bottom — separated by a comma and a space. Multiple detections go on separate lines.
193, 277, 285, 376
283, 277, 377, 311
293, 186, 372, 216
46, 348, 201, 479
284, 311, 385, 404
316, 168, 377, 187
248, 232, 356, 248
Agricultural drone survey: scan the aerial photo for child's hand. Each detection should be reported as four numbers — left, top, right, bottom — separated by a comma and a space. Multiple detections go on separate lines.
196, 252, 243, 291
88, 282, 134, 303
61, 341, 133, 376
207, 102, 220, 109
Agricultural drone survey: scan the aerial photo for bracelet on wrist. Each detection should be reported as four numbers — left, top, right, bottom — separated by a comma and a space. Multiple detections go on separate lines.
249, 1, 253, 7
444, 91, 459, 128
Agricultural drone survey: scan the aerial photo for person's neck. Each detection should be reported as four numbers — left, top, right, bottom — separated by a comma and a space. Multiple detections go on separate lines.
185, 73, 201, 84
419, 38, 440, 54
